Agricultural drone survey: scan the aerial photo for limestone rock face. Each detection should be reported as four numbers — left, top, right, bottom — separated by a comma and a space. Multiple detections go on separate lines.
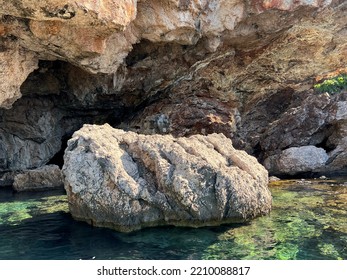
260, 93, 333, 154
13, 164, 63, 192
0, 171, 16, 187
0, 40, 38, 108
63, 124, 271, 232
0, 0, 341, 90
325, 102, 347, 173
0, 0, 137, 28
264, 146, 329, 176
250, 0, 332, 12
0, 60, 129, 173
0, 0, 138, 74
121, 2, 347, 163
0, 98, 63, 171
0, 0, 346, 178
259, 90, 347, 175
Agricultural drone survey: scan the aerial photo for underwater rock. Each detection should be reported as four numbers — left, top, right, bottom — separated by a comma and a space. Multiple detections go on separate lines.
13, 165, 63, 192
63, 124, 271, 232
203, 179, 347, 260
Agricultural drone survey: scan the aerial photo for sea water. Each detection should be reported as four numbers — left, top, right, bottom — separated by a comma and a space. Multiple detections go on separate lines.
0, 179, 346, 260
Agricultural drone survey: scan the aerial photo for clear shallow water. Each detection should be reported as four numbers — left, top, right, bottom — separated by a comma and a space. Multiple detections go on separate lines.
0, 179, 346, 260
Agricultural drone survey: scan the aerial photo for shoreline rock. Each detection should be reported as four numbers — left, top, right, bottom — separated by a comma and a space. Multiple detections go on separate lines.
63, 124, 272, 232
0, 171, 16, 187
13, 165, 64, 192
264, 146, 329, 176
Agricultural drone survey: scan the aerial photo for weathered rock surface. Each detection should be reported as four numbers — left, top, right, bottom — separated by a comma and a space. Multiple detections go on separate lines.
0, 0, 346, 177
0, 171, 16, 187
0, 98, 63, 171
325, 103, 347, 173
0, 0, 136, 28
13, 164, 63, 192
0, 0, 337, 106
264, 146, 329, 176
258, 90, 347, 175
0, 61, 129, 172
63, 124, 271, 232
0, 40, 38, 108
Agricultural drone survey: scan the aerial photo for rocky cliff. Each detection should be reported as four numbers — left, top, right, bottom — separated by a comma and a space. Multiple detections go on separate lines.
1, 0, 347, 180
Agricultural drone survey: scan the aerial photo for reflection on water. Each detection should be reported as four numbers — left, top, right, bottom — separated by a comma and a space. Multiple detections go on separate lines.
0, 179, 346, 260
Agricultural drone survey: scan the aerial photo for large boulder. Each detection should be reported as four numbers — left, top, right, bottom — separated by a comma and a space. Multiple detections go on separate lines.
264, 146, 329, 176
63, 124, 271, 232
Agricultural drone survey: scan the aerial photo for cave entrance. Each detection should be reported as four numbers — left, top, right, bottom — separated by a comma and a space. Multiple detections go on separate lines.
48, 135, 70, 168
0, 59, 131, 173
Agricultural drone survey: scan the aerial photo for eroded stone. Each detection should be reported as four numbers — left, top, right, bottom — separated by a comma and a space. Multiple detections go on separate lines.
13, 164, 63, 192
63, 124, 271, 232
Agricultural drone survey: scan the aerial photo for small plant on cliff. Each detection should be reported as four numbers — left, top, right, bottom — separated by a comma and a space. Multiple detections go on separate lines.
314, 74, 347, 94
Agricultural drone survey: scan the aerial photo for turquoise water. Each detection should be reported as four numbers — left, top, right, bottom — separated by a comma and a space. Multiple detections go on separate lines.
0, 179, 346, 260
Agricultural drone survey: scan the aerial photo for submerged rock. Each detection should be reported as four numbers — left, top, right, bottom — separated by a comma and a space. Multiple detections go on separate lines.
203, 179, 347, 260
63, 124, 271, 232
13, 165, 64, 192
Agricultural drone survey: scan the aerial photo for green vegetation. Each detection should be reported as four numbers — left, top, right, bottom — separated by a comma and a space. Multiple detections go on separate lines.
314, 74, 347, 94
0, 194, 68, 226
0, 182, 346, 260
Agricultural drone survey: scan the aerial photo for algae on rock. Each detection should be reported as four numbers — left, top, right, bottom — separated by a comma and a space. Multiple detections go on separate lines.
202, 180, 347, 260
0, 193, 68, 226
